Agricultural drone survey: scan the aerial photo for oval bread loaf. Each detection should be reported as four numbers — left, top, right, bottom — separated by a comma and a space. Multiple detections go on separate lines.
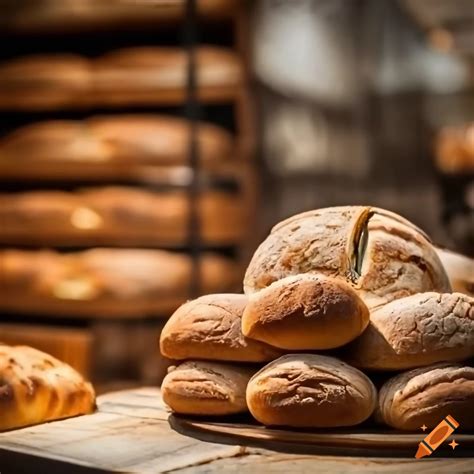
0, 344, 95, 431
345, 292, 474, 371
246, 354, 377, 428
161, 361, 254, 416
160, 294, 281, 362
377, 363, 474, 430
242, 274, 369, 350
244, 206, 450, 310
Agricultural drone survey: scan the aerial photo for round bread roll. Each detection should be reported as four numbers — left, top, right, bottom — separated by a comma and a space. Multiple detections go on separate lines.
435, 247, 474, 297
161, 361, 253, 415
160, 294, 281, 362
242, 274, 369, 350
246, 354, 377, 428
244, 206, 450, 310
345, 292, 474, 371
378, 363, 474, 430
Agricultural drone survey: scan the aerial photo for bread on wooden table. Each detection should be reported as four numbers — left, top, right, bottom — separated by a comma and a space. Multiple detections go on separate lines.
244, 206, 451, 310
377, 363, 474, 430
246, 354, 377, 428
242, 274, 369, 350
435, 247, 474, 297
160, 294, 281, 362
162, 361, 254, 415
0, 249, 237, 318
0, 54, 90, 110
92, 46, 242, 105
345, 292, 474, 371
0, 344, 95, 431
0, 187, 243, 246
0, 115, 232, 179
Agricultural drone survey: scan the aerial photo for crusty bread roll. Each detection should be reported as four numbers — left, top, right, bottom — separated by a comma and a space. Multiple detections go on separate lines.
0, 249, 237, 318
377, 363, 474, 430
0, 344, 95, 431
246, 354, 377, 428
161, 360, 253, 415
92, 46, 241, 106
242, 274, 369, 350
0, 115, 232, 180
435, 247, 474, 297
345, 292, 474, 371
244, 206, 450, 310
0, 54, 90, 110
0, 187, 243, 246
160, 294, 281, 362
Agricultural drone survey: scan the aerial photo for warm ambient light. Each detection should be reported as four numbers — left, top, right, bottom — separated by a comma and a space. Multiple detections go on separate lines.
428, 28, 454, 53
53, 277, 97, 300
70, 207, 103, 229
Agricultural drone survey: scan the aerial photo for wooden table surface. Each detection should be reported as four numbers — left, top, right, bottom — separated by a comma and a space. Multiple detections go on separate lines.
0, 387, 472, 473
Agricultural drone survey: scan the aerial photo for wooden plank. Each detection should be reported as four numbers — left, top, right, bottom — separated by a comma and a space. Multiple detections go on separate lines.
0, 388, 472, 473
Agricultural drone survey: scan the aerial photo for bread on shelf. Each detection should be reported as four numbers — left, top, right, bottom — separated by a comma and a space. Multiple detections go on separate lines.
0, 248, 238, 318
0, 115, 233, 181
0, 187, 244, 247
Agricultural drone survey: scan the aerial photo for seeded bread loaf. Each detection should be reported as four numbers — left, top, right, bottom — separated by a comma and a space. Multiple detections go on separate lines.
0, 344, 95, 431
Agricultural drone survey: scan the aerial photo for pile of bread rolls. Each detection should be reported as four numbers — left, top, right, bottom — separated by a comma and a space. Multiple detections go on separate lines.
160, 206, 474, 431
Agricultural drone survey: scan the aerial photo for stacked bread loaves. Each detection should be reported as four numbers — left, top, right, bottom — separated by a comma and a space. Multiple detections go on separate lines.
161, 206, 474, 430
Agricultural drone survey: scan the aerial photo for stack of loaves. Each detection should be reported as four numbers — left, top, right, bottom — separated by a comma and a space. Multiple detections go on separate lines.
160, 206, 474, 430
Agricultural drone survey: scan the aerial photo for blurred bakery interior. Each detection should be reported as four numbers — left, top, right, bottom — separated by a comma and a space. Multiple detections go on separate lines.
0, 0, 472, 391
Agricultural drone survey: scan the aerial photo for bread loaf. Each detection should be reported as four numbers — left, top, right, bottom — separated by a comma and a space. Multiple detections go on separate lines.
160, 294, 281, 362
0, 187, 243, 246
0, 344, 95, 431
345, 292, 474, 371
436, 247, 474, 297
244, 206, 450, 310
0, 54, 90, 110
377, 363, 474, 430
246, 354, 376, 428
0, 115, 232, 179
0, 249, 237, 318
242, 274, 369, 350
161, 361, 253, 415
92, 46, 241, 106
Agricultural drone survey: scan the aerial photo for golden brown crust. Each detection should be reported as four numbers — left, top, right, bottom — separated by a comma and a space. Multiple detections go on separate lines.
0, 249, 237, 318
0, 115, 232, 167
244, 206, 450, 310
241, 274, 369, 350
377, 363, 474, 430
0, 55, 90, 110
345, 292, 474, 371
246, 354, 377, 428
161, 360, 254, 415
0, 187, 243, 246
160, 294, 281, 362
0, 344, 95, 431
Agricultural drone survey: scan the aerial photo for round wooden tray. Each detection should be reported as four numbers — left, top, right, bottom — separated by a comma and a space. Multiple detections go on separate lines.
170, 415, 474, 458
